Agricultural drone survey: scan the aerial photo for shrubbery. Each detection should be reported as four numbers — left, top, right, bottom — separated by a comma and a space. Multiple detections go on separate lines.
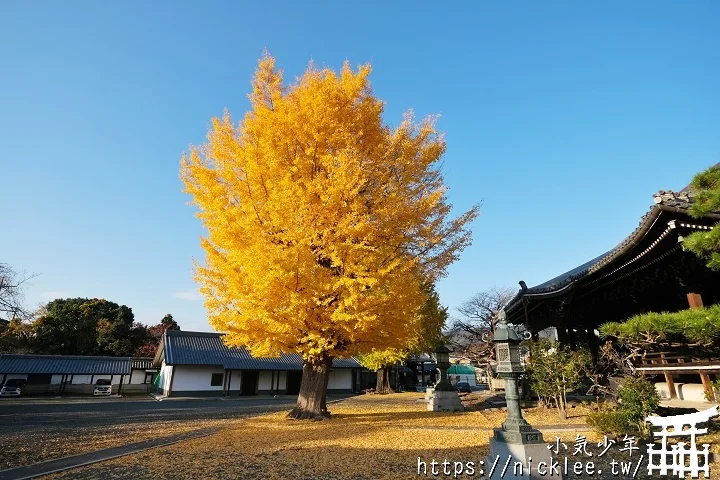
586, 402, 631, 437
587, 376, 660, 437
526, 339, 591, 419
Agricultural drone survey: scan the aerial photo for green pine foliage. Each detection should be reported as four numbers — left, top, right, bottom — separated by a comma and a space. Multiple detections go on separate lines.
599, 304, 720, 348
685, 164, 720, 270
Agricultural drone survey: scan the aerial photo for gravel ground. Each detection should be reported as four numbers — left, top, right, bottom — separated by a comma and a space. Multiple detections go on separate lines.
37, 393, 663, 480
6, 394, 720, 479
0, 396, 298, 470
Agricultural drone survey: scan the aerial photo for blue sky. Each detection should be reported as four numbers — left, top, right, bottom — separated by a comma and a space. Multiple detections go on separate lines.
1, 1, 718, 332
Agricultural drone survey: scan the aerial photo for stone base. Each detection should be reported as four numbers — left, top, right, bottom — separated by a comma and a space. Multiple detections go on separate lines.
426, 390, 464, 411
486, 431, 566, 479
424, 387, 434, 402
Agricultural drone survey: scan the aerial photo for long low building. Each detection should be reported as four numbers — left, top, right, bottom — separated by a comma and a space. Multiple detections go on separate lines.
0, 355, 157, 395
153, 330, 362, 397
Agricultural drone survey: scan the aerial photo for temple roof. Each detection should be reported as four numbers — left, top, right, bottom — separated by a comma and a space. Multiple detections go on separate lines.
505, 164, 720, 319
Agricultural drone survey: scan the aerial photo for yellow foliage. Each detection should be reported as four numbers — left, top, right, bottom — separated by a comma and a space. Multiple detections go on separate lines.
180, 53, 479, 362
357, 348, 408, 371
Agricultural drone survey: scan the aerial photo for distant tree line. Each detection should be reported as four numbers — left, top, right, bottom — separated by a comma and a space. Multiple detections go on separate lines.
0, 296, 180, 357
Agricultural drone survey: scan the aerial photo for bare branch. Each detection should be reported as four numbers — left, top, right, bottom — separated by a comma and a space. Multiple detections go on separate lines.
0, 263, 36, 321
446, 286, 516, 366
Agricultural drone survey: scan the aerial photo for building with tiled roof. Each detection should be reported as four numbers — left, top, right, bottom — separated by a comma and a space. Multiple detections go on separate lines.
0, 354, 157, 395
153, 330, 361, 397
504, 163, 720, 362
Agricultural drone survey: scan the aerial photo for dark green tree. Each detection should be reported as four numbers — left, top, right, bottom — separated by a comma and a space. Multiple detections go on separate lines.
415, 281, 448, 354
684, 163, 720, 270
32, 298, 147, 356
160, 313, 180, 331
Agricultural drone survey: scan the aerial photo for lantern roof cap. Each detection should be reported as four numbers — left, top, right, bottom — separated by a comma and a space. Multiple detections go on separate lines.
493, 311, 524, 343
435, 343, 451, 354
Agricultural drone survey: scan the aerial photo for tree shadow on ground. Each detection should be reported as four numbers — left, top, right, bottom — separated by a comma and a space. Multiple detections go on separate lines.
44, 441, 663, 480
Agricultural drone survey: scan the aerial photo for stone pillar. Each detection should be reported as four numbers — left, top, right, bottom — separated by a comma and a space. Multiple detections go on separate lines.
501, 375, 524, 430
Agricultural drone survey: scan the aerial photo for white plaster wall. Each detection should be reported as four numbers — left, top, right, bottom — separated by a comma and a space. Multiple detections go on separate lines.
129, 370, 148, 384
655, 382, 674, 400
678, 383, 708, 402
227, 370, 288, 392
172, 365, 225, 392
67, 374, 124, 385
228, 370, 242, 392
258, 371, 273, 390
655, 382, 710, 402
51, 375, 63, 385
328, 369, 352, 390
71, 375, 92, 384
107, 374, 122, 385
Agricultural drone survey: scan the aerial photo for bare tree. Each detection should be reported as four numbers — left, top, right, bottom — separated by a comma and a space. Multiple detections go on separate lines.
0, 263, 34, 322
448, 287, 516, 366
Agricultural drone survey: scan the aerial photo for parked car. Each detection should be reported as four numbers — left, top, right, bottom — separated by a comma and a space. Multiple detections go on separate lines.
93, 379, 112, 396
455, 381, 472, 393
0, 378, 27, 396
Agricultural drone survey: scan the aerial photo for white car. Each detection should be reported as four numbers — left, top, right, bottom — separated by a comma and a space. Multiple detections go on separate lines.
93, 379, 112, 396
0, 379, 26, 396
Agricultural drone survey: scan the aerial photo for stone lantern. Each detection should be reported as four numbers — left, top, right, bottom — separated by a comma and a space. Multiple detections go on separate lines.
490, 312, 533, 436
426, 343, 463, 412
485, 311, 554, 479
433, 343, 452, 391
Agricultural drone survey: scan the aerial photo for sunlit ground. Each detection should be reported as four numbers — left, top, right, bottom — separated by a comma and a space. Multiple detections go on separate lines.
44, 393, 614, 479
38, 393, 720, 479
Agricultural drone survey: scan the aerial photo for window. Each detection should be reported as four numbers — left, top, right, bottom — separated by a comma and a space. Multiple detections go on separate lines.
211, 373, 224, 386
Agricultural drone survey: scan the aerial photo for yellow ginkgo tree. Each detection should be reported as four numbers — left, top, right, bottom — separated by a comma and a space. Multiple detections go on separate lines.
359, 281, 449, 394
180, 53, 479, 419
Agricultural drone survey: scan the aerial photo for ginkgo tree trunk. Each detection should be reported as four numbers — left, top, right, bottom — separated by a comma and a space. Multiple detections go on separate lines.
359, 349, 407, 394
180, 53, 479, 420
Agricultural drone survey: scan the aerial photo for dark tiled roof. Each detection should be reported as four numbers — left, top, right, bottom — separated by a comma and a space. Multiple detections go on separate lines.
654, 190, 695, 210
505, 207, 663, 312
161, 331, 360, 370
131, 358, 156, 370
505, 166, 720, 315
0, 355, 131, 375
521, 251, 612, 295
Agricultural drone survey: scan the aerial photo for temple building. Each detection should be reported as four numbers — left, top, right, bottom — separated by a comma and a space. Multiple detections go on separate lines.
503, 165, 720, 400
153, 330, 361, 397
